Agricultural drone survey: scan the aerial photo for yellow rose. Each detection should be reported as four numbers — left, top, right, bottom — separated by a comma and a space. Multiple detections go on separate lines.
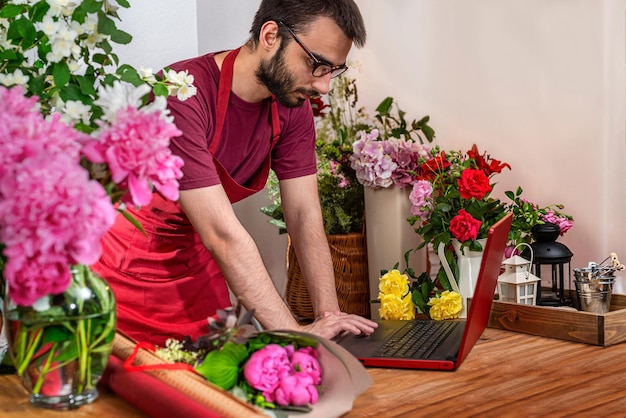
379, 293, 415, 320
378, 269, 410, 298
427, 291, 462, 320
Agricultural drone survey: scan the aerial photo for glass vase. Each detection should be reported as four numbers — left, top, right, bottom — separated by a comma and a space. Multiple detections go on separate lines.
4, 264, 116, 409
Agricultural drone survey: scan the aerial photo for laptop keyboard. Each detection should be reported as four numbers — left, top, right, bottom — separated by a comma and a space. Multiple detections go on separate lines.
374, 321, 458, 359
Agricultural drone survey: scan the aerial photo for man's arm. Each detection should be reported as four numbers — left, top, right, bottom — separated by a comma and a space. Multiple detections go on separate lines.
179, 185, 300, 331
279, 174, 340, 316
179, 182, 377, 339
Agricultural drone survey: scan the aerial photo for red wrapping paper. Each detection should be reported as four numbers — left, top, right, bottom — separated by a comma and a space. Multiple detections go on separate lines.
102, 355, 222, 418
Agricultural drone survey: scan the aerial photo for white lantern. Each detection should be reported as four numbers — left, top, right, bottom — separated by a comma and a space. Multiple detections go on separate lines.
498, 255, 541, 305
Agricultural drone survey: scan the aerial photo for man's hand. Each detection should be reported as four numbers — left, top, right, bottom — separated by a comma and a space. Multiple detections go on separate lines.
301, 311, 378, 340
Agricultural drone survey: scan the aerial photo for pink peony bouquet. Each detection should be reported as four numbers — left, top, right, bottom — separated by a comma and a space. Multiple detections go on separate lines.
0, 83, 185, 307
156, 306, 324, 412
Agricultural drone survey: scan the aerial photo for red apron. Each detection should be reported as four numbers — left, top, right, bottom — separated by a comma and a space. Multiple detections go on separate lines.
93, 48, 281, 346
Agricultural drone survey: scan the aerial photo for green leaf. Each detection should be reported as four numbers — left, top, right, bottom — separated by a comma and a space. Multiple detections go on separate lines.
7, 17, 37, 49
97, 11, 117, 35
116, 0, 131, 7
195, 343, 248, 390
0, 4, 24, 18
505, 190, 515, 200
59, 84, 82, 102
77, 75, 97, 97
52, 61, 70, 89
375, 96, 393, 115
153, 83, 169, 97
110, 29, 132, 45
31, 1, 51, 22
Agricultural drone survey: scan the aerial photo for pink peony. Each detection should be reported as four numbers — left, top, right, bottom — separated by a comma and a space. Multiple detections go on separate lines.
409, 180, 434, 220
0, 154, 116, 305
243, 344, 292, 402
290, 347, 322, 385
2, 251, 71, 307
0, 86, 88, 180
273, 372, 319, 406
82, 105, 184, 206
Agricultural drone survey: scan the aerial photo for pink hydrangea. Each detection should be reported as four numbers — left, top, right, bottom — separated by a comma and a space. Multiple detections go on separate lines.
0, 154, 116, 306
274, 372, 319, 406
82, 105, 184, 207
384, 138, 431, 188
0, 86, 87, 180
243, 344, 293, 402
409, 180, 434, 221
350, 130, 397, 188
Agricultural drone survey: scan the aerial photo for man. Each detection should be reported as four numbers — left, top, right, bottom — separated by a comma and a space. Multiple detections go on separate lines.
94, 0, 377, 346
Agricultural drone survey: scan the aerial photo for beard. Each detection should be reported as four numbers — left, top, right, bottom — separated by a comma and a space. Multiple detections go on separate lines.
256, 43, 318, 108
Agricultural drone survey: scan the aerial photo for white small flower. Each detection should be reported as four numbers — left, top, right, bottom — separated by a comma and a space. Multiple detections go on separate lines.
138, 66, 157, 84
32, 296, 51, 312
35, 15, 60, 37
94, 81, 151, 122
176, 83, 197, 101
61, 100, 92, 124
11, 69, 29, 85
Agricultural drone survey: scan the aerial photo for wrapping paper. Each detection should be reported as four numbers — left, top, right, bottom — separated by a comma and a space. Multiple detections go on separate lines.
102, 331, 372, 418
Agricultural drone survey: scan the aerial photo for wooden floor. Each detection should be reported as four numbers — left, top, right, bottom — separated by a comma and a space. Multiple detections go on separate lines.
2, 328, 626, 417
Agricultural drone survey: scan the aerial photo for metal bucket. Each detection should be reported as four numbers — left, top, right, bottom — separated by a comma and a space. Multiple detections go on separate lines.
573, 268, 614, 313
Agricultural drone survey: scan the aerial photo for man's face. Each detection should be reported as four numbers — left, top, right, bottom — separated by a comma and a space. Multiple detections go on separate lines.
255, 42, 315, 108
256, 17, 353, 108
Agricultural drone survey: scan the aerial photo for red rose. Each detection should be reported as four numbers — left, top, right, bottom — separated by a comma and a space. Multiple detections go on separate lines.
457, 169, 492, 200
449, 209, 482, 242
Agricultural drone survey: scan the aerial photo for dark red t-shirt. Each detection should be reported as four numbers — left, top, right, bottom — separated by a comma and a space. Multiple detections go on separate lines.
165, 52, 317, 191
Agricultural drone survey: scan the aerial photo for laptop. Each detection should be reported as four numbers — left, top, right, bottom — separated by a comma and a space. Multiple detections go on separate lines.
336, 213, 512, 371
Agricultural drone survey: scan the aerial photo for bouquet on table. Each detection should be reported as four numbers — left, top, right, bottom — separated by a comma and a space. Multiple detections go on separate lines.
403, 145, 511, 316
117, 304, 373, 417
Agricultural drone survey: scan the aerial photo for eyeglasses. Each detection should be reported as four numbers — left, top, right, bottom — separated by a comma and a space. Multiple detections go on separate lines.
278, 21, 348, 79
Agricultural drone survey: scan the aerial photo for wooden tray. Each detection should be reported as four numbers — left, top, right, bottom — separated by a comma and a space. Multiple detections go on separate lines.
488, 290, 626, 346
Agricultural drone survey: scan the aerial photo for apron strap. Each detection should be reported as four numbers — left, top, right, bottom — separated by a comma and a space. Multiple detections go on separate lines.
208, 48, 239, 154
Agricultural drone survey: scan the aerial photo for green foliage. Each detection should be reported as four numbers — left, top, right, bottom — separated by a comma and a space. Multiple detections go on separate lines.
374, 97, 435, 144
504, 186, 574, 245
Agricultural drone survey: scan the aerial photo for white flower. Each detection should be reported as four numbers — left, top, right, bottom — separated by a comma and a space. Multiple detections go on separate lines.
35, 15, 60, 37
138, 66, 157, 84
94, 81, 152, 122
176, 83, 197, 101
61, 100, 92, 124
164, 69, 196, 101
32, 296, 51, 312
46, 0, 82, 17
0, 69, 30, 86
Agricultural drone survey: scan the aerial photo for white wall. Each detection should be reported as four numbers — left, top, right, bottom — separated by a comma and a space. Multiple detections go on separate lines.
110, 0, 626, 294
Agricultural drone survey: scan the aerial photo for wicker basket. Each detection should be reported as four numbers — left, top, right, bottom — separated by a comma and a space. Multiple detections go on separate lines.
285, 232, 370, 321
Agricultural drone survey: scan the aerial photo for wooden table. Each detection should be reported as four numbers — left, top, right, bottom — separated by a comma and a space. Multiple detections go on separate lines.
2, 328, 626, 417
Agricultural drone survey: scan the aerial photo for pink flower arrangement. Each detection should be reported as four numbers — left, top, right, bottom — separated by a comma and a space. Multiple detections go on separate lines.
350, 129, 432, 189
244, 343, 321, 406
0, 84, 185, 306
